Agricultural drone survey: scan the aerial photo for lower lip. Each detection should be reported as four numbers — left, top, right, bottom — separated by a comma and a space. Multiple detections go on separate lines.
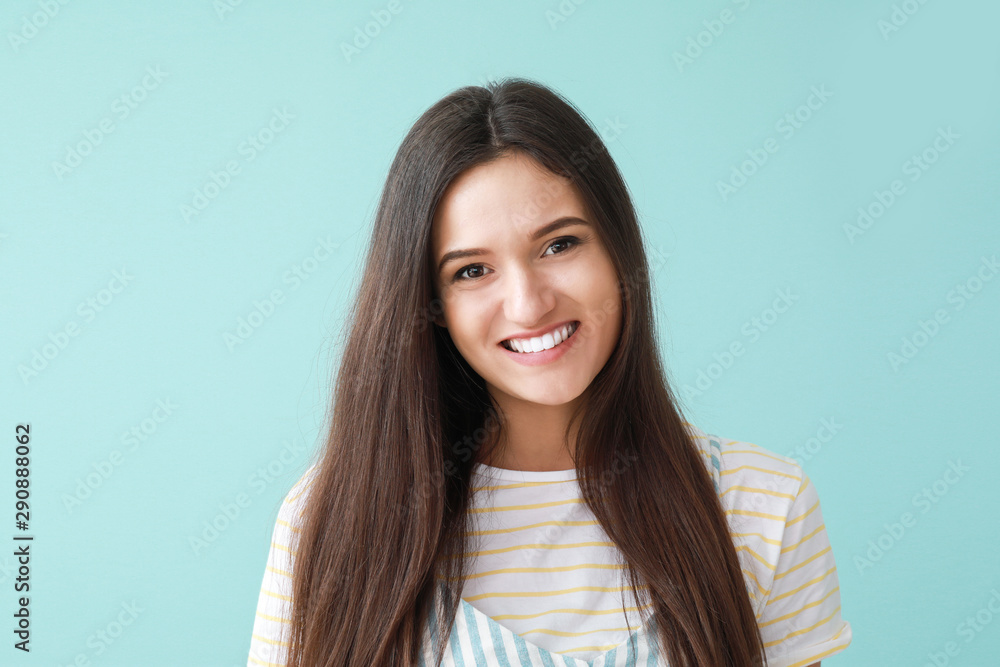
499, 322, 581, 367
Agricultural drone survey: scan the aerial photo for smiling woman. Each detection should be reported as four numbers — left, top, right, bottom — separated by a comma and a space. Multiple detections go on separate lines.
428, 153, 623, 471
247, 78, 852, 667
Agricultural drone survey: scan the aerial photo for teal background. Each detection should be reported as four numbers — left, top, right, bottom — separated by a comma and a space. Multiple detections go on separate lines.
2, 1, 998, 665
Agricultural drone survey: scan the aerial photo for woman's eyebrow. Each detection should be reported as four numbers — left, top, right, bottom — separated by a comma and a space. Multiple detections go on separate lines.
436, 216, 591, 275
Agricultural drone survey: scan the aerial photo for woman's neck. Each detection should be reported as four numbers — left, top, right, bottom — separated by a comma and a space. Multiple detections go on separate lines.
475, 396, 583, 472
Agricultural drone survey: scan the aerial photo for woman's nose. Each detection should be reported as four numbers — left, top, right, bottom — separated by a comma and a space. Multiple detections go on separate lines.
501, 268, 556, 325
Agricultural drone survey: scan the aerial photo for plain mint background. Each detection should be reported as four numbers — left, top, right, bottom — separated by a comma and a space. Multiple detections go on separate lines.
2, 1, 998, 665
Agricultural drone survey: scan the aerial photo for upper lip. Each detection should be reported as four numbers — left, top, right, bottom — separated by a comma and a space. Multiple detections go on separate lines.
499, 320, 579, 344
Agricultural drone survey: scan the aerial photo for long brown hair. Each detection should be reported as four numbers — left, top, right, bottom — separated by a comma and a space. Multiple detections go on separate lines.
285, 77, 767, 666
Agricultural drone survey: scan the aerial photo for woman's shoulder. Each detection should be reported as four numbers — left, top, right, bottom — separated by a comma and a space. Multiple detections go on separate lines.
683, 421, 805, 505
275, 463, 321, 527
683, 423, 852, 662
682, 422, 843, 622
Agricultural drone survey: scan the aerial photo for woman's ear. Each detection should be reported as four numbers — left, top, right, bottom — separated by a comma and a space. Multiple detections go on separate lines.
429, 293, 447, 328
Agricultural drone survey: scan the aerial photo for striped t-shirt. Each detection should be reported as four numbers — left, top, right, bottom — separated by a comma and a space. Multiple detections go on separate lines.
247, 424, 852, 666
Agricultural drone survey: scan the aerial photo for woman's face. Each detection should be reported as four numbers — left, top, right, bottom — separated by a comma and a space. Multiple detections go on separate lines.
430, 151, 623, 408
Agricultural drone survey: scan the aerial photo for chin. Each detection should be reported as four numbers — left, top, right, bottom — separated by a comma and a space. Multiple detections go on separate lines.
507, 383, 586, 406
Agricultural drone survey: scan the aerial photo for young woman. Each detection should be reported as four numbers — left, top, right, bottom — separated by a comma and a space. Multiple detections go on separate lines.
247, 78, 852, 667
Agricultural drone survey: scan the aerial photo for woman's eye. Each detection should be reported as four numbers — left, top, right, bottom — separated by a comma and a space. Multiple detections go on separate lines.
452, 237, 583, 283
455, 265, 487, 281
545, 236, 580, 255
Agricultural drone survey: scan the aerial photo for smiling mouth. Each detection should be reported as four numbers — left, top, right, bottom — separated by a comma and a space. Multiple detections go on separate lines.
500, 321, 580, 354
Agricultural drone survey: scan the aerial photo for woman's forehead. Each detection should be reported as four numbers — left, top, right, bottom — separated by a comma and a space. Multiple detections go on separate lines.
433, 156, 583, 237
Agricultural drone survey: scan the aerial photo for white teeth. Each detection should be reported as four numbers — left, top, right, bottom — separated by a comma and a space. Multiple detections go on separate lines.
503, 322, 578, 354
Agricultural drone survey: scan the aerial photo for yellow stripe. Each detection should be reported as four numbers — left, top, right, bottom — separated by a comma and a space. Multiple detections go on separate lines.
266, 565, 292, 578
780, 524, 825, 554
453, 541, 615, 558
248, 653, 285, 667
285, 475, 315, 505
766, 567, 835, 606
270, 540, 295, 555
463, 585, 646, 602
786, 501, 819, 528
276, 518, 300, 533
252, 632, 289, 647
797, 475, 810, 494
521, 624, 640, 639
736, 544, 777, 572
742, 567, 770, 598
468, 497, 584, 513
262, 588, 291, 602
759, 586, 839, 628
468, 519, 598, 537
725, 508, 785, 521
256, 610, 291, 624
555, 641, 638, 654
731, 531, 782, 547
763, 605, 840, 647
774, 545, 831, 581
721, 484, 796, 500
472, 479, 577, 492
486, 603, 653, 621
721, 465, 801, 481
443, 561, 625, 580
